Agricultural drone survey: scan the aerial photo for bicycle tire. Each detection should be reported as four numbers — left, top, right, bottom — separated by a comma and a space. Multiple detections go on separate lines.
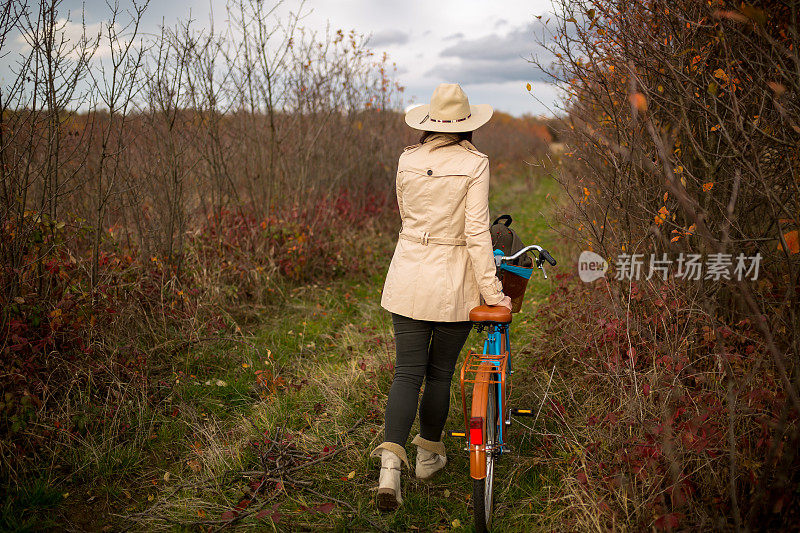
471, 370, 498, 532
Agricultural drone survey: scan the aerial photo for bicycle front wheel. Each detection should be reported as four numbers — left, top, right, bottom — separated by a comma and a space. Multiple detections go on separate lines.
472, 376, 498, 533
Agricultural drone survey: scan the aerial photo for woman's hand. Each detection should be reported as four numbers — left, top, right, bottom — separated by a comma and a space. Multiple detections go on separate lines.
492, 295, 512, 311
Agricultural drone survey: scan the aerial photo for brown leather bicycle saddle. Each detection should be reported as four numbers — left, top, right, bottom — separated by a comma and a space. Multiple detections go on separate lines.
469, 305, 512, 323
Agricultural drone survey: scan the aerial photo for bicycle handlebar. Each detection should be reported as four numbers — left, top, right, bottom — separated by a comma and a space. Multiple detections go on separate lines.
494, 245, 557, 267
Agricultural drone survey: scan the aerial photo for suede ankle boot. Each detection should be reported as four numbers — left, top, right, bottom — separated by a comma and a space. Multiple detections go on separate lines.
412, 434, 447, 480
376, 449, 402, 511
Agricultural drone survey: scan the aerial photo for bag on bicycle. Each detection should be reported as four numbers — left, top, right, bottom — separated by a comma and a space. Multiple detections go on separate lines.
490, 214, 532, 313
489, 215, 533, 268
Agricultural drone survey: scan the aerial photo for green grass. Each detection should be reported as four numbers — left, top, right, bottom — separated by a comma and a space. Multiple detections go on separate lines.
5, 163, 567, 531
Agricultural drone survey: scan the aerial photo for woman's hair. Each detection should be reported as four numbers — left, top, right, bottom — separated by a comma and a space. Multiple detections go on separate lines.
419, 130, 474, 150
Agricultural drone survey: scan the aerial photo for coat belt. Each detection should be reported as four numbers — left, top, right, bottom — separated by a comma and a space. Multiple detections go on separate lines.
399, 231, 466, 246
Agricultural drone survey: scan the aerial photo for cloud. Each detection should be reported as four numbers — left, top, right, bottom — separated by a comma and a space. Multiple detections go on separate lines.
366, 29, 409, 47
439, 21, 549, 62
424, 21, 556, 84
425, 59, 549, 85
494, 19, 507, 27
444, 32, 464, 41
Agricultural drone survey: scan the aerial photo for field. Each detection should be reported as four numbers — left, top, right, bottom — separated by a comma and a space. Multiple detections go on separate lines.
4, 163, 570, 532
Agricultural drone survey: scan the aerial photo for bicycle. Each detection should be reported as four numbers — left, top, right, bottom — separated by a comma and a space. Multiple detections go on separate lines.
450, 243, 557, 533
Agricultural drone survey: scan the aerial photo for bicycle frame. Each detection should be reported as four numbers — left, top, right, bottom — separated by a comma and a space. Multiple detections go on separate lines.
459, 322, 512, 480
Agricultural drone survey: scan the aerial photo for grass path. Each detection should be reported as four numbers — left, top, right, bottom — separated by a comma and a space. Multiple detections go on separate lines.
55, 165, 566, 532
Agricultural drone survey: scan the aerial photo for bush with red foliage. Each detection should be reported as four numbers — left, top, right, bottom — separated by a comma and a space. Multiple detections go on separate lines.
530, 0, 800, 529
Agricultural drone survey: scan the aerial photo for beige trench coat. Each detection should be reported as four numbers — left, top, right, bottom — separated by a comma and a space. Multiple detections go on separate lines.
379, 132, 505, 322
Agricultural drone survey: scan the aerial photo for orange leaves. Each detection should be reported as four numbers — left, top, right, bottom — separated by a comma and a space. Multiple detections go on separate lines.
580, 187, 591, 205
629, 92, 648, 113
526, 82, 532, 92
779, 230, 799, 254
655, 206, 669, 225
702, 182, 714, 192
671, 224, 696, 242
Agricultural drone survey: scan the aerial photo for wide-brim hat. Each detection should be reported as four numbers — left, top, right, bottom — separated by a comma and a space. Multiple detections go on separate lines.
405, 83, 493, 132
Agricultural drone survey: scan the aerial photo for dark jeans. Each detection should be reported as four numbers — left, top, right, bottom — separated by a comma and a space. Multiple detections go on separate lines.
384, 312, 473, 445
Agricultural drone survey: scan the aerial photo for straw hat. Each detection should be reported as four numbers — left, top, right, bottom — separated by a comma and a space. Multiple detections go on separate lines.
404, 83, 493, 132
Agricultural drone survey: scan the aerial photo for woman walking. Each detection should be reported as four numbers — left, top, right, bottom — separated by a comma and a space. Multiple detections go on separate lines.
371, 83, 512, 511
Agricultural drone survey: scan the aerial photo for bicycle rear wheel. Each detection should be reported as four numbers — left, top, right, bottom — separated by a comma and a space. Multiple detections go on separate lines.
472, 375, 498, 533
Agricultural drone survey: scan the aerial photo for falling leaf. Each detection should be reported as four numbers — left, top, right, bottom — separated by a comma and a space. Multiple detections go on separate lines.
163, 472, 170, 482
710, 124, 720, 132
216, 379, 227, 387
663, 192, 668, 202
444, 489, 451, 497
526, 82, 532, 92
147, 494, 154, 502
452, 519, 462, 528
629, 92, 647, 112
242, 363, 249, 368
347, 470, 356, 479
702, 182, 714, 192
768, 82, 787, 96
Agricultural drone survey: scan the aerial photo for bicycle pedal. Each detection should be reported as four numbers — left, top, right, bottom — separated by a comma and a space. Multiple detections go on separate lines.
510, 408, 535, 417
448, 430, 466, 439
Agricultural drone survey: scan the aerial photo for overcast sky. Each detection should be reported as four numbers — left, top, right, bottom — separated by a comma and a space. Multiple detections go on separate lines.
3, 0, 563, 116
